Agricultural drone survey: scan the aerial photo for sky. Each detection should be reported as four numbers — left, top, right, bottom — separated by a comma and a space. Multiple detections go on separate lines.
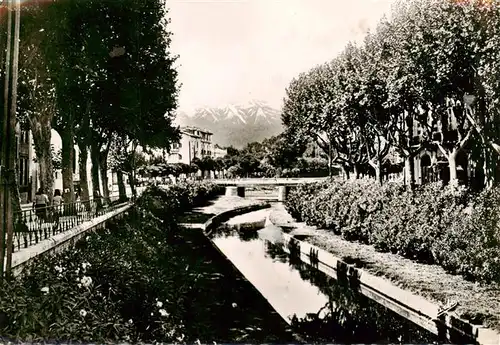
167, 0, 398, 113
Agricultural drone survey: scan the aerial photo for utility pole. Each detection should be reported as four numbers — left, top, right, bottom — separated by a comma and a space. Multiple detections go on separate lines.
0, 0, 21, 277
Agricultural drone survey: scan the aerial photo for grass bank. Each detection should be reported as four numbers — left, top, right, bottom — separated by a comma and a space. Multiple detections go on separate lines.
280, 180, 500, 331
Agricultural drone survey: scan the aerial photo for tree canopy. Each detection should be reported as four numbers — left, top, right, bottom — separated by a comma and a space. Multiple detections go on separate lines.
281, 0, 500, 187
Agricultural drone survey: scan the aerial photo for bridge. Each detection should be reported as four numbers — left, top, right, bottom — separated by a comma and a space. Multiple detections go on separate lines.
209, 177, 327, 201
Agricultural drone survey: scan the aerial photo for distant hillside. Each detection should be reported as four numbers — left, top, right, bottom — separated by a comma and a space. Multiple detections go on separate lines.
176, 100, 284, 148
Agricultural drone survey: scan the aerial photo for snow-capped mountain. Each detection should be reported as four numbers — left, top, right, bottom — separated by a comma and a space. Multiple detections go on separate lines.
176, 100, 283, 148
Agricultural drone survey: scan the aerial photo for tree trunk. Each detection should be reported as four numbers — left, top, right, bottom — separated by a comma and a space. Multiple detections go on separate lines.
99, 149, 110, 203
342, 165, 350, 180
128, 172, 136, 198
409, 153, 416, 189
130, 142, 138, 199
11, 154, 21, 212
404, 157, 411, 185
61, 128, 75, 203
448, 150, 458, 186
375, 163, 382, 185
116, 170, 127, 202
483, 149, 494, 189
77, 141, 90, 211
368, 159, 383, 185
31, 123, 54, 197
352, 164, 360, 180
90, 141, 101, 200
379, 157, 384, 185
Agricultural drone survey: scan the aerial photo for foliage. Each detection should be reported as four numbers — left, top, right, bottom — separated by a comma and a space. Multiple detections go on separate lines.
280, 0, 500, 186
218, 133, 326, 178
285, 180, 500, 284
0, 182, 223, 342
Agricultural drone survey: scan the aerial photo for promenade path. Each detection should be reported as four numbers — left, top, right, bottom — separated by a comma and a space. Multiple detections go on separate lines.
12, 187, 147, 253
178, 194, 264, 229
209, 177, 327, 186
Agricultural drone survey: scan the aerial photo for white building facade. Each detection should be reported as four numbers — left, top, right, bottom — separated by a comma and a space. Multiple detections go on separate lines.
168, 126, 213, 165
21, 129, 114, 203
212, 144, 227, 159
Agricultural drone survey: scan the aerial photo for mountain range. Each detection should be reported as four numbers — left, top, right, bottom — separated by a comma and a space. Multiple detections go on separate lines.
175, 100, 284, 148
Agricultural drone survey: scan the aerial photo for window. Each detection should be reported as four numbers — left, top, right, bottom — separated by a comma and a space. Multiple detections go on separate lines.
19, 159, 24, 186
18, 158, 29, 186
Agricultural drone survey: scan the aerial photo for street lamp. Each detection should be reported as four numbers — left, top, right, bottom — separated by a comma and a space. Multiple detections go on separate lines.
0, 0, 21, 277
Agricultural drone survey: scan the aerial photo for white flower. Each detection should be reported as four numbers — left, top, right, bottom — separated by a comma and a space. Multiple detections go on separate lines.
159, 309, 169, 317
231, 302, 237, 308
77, 283, 82, 288
79, 309, 87, 317
195, 339, 201, 345
82, 262, 91, 270
128, 319, 133, 325
80, 276, 93, 288
176, 334, 185, 342
156, 301, 163, 308
54, 265, 63, 273
40, 287, 49, 294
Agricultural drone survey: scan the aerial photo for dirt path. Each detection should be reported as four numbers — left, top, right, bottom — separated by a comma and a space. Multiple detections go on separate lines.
269, 203, 500, 333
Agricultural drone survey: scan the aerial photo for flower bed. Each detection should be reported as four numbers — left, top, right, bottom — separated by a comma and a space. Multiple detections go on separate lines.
0, 182, 294, 343
285, 179, 500, 284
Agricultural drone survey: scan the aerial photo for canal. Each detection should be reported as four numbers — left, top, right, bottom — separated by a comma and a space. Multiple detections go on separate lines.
209, 209, 476, 344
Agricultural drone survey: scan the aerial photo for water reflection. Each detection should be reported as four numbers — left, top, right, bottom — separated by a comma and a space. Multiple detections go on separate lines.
211, 223, 478, 344
265, 241, 438, 343
212, 230, 329, 324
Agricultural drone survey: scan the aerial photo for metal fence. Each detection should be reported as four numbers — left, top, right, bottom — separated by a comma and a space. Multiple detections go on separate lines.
12, 198, 129, 252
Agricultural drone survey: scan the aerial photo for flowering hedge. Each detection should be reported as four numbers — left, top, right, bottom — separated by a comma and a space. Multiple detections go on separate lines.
0, 182, 224, 343
143, 181, 224, 221
285, 179, 500, 284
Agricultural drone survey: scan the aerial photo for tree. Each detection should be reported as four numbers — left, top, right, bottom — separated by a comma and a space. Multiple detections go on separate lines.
354, 30, 395, 184
282, 68, 333, 169
17, 1, 58, 197
40, 0, 180, 203
406, 0, 477, 186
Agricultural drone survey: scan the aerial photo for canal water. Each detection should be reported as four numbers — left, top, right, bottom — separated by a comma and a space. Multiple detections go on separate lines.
210, 212, 476, 344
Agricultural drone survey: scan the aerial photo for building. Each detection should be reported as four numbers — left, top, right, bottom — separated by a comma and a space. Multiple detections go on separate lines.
405, 101, 482, 187
168, 126, 213, 165
212, 144, 227, 159
19, 128, 113, 203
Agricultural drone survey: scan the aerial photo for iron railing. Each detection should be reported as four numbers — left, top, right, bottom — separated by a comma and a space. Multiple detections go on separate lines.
13, 198, 129, 252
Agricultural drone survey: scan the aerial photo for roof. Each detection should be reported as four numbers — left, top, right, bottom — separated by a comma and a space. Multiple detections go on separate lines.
181, 126, 213, 135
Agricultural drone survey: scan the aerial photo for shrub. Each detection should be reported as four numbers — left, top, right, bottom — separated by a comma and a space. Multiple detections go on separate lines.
433, 186, 500, 283
285, 179, 500, 284
0, 182, 223, 343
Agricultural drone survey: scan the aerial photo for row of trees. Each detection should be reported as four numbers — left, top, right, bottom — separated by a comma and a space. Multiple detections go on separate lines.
200, 135, 329, 178
282, 0, 500, 188
138, 132, 330, 180
13, 0, 180, 205
224, 136, 330, 178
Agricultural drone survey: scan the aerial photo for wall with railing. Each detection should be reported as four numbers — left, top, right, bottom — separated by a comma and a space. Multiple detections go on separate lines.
5, 196, 134, 277
13, 198, 126, 253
